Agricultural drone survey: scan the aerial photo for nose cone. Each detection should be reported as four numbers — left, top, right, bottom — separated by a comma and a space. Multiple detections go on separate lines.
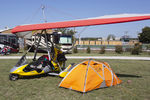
10, 66, 19, 73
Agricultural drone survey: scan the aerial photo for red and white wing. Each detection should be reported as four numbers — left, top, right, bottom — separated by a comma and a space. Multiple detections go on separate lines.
11, 13, 150, 37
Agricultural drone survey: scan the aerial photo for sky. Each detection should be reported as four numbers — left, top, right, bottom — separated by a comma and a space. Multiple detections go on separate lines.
0, 0, 150, 38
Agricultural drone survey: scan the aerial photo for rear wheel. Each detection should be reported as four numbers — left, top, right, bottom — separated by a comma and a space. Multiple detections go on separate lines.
9, 74, 19, 81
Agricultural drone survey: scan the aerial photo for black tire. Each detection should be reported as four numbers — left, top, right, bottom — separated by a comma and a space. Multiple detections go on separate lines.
9, 74, 19, 81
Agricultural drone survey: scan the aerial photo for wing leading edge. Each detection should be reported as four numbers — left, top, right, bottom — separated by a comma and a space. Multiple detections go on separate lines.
11, 14, 150, 34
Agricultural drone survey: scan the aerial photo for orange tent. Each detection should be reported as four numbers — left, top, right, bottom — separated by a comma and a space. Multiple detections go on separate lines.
59, 60, 122, 92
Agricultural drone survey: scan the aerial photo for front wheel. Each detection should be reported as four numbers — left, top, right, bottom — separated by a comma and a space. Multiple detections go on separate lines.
9, 74, 19, 81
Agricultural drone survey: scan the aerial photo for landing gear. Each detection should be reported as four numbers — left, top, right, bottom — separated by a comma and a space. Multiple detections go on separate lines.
9, 74, 19, 81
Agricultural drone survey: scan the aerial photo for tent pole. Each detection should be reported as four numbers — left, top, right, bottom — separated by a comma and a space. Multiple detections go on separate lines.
83, 60, 91, 92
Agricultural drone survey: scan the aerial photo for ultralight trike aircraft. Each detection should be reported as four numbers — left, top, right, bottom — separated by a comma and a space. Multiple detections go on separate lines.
9, 13, 150, 80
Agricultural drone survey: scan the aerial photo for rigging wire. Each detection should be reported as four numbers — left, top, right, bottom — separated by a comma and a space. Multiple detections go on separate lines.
18, 4, 90, 35
20, 4, 80, 25
29, 6, 41, 23
46, 5, 80, 20
77, 26, 89, 37
45, 5, 90, 35
76, 26, 89, 46
19, 6, 41, 25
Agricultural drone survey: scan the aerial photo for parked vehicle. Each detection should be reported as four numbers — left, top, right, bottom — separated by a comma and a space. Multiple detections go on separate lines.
0, 33, 19, 54
25, 33, 73, 53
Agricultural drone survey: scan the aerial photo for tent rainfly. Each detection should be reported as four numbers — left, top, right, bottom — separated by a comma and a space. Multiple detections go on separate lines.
59, 60, 122, 92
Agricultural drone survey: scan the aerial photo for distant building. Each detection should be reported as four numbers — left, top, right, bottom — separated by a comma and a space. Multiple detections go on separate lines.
75, 36, 139, 46
120, 34, 139, 45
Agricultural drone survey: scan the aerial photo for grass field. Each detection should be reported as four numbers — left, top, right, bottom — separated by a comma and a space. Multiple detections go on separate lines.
69, 50, 150, 57
0, 59, 150, 100
5, 49, 150, 57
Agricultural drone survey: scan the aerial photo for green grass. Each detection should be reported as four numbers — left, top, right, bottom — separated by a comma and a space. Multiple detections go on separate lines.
0, 59, 150, 100
4, 49, 150, 57
70, 51, 150, 57
69, 50, 150, 57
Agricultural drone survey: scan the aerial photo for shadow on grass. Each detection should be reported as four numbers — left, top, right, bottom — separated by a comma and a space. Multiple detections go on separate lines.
20, 74, 50, 80
20, 73, 142, 80
116, 73, 142, 78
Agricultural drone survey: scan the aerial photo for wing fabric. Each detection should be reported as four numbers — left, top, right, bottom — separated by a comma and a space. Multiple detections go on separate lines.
12, 14, 150, 34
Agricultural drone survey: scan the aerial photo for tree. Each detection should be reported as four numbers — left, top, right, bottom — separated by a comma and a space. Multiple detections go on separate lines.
99, 46, 106, 54
73, 46, 78, 53
115, 45, 123, 54
54, 28, 76, 35
138, 26, 150, 43
86, 46, 91, 53
107, 34, 115, 45
107, 34, 116, 41
131, 43, 141, 55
